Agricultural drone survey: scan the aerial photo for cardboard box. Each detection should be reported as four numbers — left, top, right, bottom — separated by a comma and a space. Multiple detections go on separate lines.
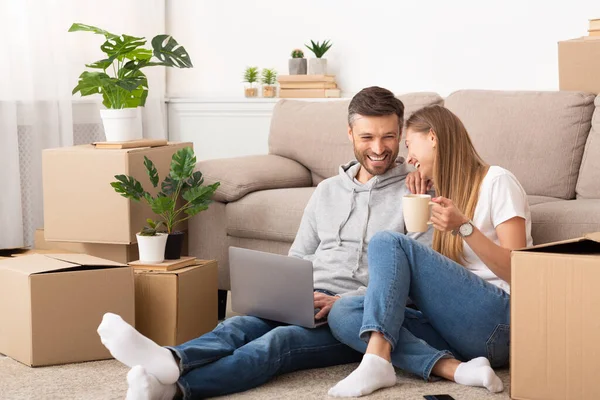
42, 142, 192, 244
0, 253, 135, 366
34, 228, 138, 263
511, 232, 600, 400
34, 228, 189, 264
558, 37, 600, 94
134, 260, 218, 346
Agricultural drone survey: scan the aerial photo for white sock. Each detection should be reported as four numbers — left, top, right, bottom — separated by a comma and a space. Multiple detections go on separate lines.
454, 357, 504, 393
97, 313, 180, 385
328, 354, 397, 397
126, 365, 177, 400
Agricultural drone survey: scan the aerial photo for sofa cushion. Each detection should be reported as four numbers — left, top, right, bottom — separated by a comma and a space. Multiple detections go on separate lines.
445, 90, 595, 200
531, 199, 600, 245
576, 95, 600, 199
269, 92, 443, 184
196, 155, 312, 203
226, 187, 316, 242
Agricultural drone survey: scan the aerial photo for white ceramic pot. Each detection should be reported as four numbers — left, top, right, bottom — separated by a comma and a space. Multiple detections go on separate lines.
308, 58, 327, 75
100, 108, 143, 142
136, 233, 168, 264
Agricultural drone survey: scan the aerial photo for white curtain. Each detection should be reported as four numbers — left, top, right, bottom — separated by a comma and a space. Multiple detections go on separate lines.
0, 0, 167, 248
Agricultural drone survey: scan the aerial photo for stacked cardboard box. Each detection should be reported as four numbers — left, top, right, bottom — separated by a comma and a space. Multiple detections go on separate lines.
42, 142, 192, 262
558, 18, 600, 94
278, 75, 341, 98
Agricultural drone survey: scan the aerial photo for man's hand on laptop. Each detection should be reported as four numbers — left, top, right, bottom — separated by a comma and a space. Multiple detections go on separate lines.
314, 292, 340, 320
406, 170, 433, 194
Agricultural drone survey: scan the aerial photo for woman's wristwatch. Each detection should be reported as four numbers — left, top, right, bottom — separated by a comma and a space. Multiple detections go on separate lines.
452, 220, 474, 238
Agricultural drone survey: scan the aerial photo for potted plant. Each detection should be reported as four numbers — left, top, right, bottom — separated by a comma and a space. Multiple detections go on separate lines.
110, 146, 220, 260
305, 39, 332, 75
136, 220, 168, 264
289, 49, 307, 75
261, 68, 278, 98
69, 23, 193, 142
243, 66, 259, 97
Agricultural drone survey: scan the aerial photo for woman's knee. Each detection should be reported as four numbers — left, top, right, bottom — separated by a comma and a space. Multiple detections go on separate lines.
328, 296, 363, 340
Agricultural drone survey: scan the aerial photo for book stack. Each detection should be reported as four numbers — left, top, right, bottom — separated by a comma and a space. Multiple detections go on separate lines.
588, 18, 600, 37
278, 75, 341, 98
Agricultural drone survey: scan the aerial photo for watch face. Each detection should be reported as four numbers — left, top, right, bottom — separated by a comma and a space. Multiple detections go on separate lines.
459, 222, 473, 237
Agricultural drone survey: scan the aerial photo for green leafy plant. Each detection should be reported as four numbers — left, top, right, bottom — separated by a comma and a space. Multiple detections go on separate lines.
140, 219, 165, 237
110, 147, 220, 234
69, 23, 193, 109
243, 66, 259, 87
291, 49, 304, 58
261, 68, 277, 86
305, 40, 332, 58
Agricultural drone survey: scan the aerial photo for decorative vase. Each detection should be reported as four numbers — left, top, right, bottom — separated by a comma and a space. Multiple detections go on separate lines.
244, 87, 258, 97
308, 58, 327, 75
136, 233, 168, 264
100, 108, 143, 142
165, 231, 185, 260
288, 58, 307, 75
262, 85, 277, 98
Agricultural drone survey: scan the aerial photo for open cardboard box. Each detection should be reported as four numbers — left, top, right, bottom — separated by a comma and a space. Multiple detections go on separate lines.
511, 232, 600, 400
0, 253, 135, 367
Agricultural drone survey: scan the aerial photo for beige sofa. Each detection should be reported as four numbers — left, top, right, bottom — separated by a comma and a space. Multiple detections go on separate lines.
190, 90, 600, 297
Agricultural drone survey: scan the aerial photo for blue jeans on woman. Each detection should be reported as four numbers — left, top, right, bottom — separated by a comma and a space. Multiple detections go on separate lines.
327, 231, 510, 381
165, 289, 361, 399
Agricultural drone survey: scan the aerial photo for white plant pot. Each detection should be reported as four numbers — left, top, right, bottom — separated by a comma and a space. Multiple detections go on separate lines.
100, 108, 143, 142
308, 58, 327, 75
136, 233, 168, 264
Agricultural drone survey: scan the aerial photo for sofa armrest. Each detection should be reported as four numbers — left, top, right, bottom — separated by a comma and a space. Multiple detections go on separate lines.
196, 155, 312, 203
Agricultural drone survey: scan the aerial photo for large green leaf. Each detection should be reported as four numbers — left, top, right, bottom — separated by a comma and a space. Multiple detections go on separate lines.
182, 184, 219, 204
151, 35, 193, 68
100, 35, 146, 60
110, 175, 146, 201
68, 23, 118, 39
148, 196, 175, 215
170, 147, 196, 181
72, 71, 112, 96
85, 58, 115, 70
144, 156, 159, 188
186, 171, 204, 188
101, 83, 147, 108
161, 174, 178, 195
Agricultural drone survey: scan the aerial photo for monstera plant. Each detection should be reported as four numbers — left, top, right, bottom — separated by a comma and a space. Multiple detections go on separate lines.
69, 23, 193, 141
111, 146, 220, 261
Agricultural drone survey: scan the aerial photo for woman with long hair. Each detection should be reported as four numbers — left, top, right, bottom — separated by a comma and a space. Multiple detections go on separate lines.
327, 105, 532, 397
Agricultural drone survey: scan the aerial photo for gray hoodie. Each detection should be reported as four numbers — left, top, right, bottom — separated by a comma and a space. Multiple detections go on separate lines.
289, 159, 432, 297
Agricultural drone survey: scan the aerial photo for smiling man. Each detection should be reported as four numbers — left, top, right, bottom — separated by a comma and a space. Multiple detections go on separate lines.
95, 86, 432, 400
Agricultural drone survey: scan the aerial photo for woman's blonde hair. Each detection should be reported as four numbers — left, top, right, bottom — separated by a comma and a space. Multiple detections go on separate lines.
405, 105, 488, 264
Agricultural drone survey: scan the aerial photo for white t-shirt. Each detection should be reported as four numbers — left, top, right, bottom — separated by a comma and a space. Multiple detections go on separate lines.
462, 166, 533, 294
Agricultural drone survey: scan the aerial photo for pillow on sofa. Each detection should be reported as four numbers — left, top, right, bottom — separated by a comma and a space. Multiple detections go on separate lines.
445, 90, 595, 200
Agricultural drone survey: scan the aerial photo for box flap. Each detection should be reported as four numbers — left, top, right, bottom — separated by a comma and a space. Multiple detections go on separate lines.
515, 232, 600, 255
0, 254, 126, 276
45, 253, 126, 267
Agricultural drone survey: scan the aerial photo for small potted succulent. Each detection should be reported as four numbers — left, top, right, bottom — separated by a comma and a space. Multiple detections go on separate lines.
243, 66, 259, 97
305, 39, 332, 75
111, 147, 220, 261
289, 49, 307, 75
261, 68, 278, 98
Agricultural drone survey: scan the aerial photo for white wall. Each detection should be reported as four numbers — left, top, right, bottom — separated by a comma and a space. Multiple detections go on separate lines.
166, 0, 598, 98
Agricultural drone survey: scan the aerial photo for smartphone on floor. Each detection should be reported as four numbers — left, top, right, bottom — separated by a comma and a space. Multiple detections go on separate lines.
423, 395, 456, 400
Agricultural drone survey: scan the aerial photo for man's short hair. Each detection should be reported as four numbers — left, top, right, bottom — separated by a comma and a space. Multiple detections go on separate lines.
348, 86, 405, 129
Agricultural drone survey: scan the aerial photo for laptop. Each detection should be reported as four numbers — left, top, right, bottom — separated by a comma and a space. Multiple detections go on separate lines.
229, 247, 328, 328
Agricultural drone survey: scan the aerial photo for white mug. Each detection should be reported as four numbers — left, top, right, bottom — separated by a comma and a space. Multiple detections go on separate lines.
403, 194, 434, 232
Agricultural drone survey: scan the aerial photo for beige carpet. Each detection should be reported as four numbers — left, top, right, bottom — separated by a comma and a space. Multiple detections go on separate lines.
0, 354, 510, 400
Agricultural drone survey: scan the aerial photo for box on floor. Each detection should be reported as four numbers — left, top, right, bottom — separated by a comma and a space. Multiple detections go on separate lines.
42, 142, 192, 244
558, 37, 600, 94
511, 232, 600, 400
34, 228, 189, 264
135, 260, 218, 346
0, 253, 135, 367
